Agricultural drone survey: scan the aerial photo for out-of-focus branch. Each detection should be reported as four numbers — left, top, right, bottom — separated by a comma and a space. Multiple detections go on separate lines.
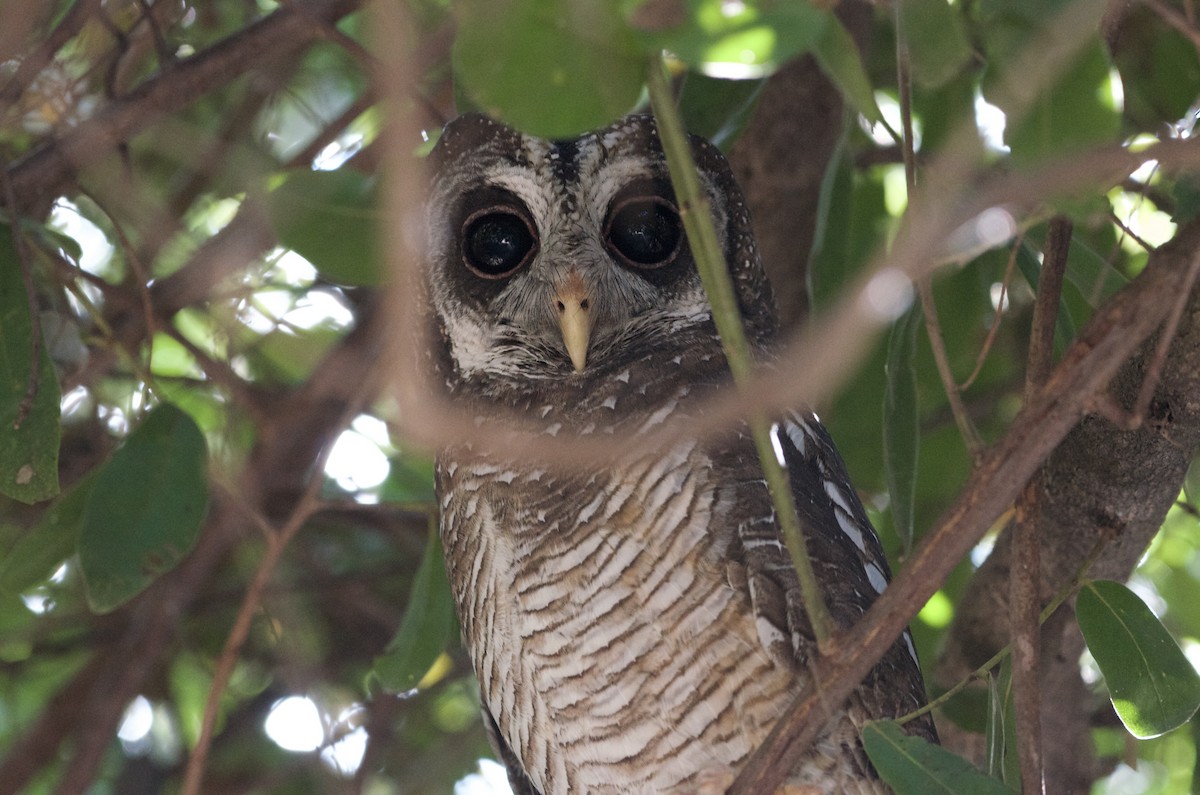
730, 217, 1200, 794
3, 0, 362, 216
0, 647, 110, 795
0, 0, 102, 110
937, 226, 1200, 794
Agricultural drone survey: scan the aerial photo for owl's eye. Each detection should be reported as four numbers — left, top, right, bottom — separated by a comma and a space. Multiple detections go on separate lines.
605, 197, 682, 269
462, 209, 537, 278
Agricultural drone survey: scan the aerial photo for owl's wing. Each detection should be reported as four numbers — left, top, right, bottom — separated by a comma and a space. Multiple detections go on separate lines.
482, 701, 543, 795
732, 410, 938, 741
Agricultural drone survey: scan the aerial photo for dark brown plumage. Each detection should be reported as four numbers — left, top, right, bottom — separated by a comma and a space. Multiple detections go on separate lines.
425, 113, 936, 794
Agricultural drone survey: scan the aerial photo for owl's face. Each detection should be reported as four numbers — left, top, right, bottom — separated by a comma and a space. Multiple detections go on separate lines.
424, 114, 775, 390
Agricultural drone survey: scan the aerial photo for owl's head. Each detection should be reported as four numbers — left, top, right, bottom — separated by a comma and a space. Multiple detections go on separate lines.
424, 113, 776, 390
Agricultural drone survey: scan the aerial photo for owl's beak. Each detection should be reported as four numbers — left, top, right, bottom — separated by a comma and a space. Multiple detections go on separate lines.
555, 274, 593, 372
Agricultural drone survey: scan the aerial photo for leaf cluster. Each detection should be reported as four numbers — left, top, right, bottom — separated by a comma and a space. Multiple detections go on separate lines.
0, 0, 1199, 793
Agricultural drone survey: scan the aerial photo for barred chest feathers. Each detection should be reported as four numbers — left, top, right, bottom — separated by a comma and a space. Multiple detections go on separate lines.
437, 429, 797, 794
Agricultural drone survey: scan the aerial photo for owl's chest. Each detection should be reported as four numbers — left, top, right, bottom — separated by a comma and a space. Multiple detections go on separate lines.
438, 443, 795, 793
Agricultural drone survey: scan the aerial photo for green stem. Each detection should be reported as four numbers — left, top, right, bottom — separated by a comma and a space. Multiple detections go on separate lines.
647, 59, 833, 645
895, 530, 1111, 725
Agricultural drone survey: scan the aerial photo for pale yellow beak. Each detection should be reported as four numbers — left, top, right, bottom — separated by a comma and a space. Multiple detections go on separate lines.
555, 272, 593, 372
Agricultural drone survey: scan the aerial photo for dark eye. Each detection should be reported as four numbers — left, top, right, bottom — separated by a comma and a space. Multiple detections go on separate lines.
462, 209, 537, 278
605, 197, 682, 268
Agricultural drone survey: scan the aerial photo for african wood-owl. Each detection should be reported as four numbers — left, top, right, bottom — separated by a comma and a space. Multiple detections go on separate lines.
425, 113, 937, 794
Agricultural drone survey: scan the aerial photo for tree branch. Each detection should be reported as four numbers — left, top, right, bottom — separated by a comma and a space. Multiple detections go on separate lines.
3, 0, 362, 216
730, 216, 1200, 794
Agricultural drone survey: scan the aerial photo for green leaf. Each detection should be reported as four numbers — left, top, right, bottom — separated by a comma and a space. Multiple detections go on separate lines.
1076, 579, 1200, 739
454, 0, 646, 139
983, 37, 1119, 165
0, 469, 97, 595
883, 305, 921, 553
1112, 8, 1200, 131
249, 325, 344, 384
1184, 456, 1200, 507
813, 19, 882, 124
268, 168, 381, 287
901, 0, 972, 88
914, 70, 980, 156
642, 0, 828, 80
985, 658, 1021, 784
863, 719, 1014, 794
677, 73, 765, 151
78, 403, 210, 613
1014, 241, 1077, 351
1061, 233, 1128, 307
1173, 174, 1200, 226
371, 525, 457, 692
0, 224, 61, 503
807, 143, 888, 309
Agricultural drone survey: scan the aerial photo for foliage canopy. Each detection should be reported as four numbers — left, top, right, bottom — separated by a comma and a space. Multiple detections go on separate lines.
1, 0, 1199, 793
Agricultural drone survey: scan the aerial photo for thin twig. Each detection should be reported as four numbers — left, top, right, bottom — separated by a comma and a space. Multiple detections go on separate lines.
3, 0, 363, 215
0, 0, 102, 112
647, 60, 834, 645
1012, 480, 1045, 794
1109, 210, 1154, 253
898, 525, 1113, 724
283, 89, 376, 169
1026, 218, 1071, 398
919, 279, 984, 455
1008, 216, 1070, 794
1144, 0, 1200, 55
181, 404, 358, 795
961, 234, 1021, 390
897, 7, 983, 457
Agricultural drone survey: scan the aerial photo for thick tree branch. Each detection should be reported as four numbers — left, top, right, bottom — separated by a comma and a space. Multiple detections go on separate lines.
937, 231, 1200, 793
730, 217, 1200, 794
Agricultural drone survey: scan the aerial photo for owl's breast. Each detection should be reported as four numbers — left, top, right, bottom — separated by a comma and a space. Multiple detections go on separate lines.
438, 440, 796, 794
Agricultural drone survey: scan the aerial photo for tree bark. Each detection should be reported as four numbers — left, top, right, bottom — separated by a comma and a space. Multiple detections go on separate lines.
936, 252, 1200, 793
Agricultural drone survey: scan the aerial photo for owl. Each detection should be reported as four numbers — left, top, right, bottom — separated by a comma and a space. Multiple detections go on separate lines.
424, 113, 937, 795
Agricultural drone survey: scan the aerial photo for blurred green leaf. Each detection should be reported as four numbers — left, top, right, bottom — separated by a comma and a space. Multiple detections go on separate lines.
985, 658, 1021, 784
813, 19, 882, 124
643, 0, 828, 79
1014, 241, 1077, 351
678, 73, 764, 151
1112, 9, 1200, 131
455, 0, 645, 139
0, 470, 97, 596
901, 0, 972, 88
864, 719, 1014, 794
0, 224, 61, 504
372, 526, 457, 692
1062, 232, 1128, 306
250, 326, 344, 384
78, 403, 210, 613
149, 332, 202, 378
884, 305, 921, 553
974, 0, 1079, 60
913, 70, 980, 156
1184, 457, 1200, 506
1077, 579, 1200, 739
984, 37, 1119, 164
808, 145, 890, 310
1172, 174, 1200, 226
268, 168, 380, 286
